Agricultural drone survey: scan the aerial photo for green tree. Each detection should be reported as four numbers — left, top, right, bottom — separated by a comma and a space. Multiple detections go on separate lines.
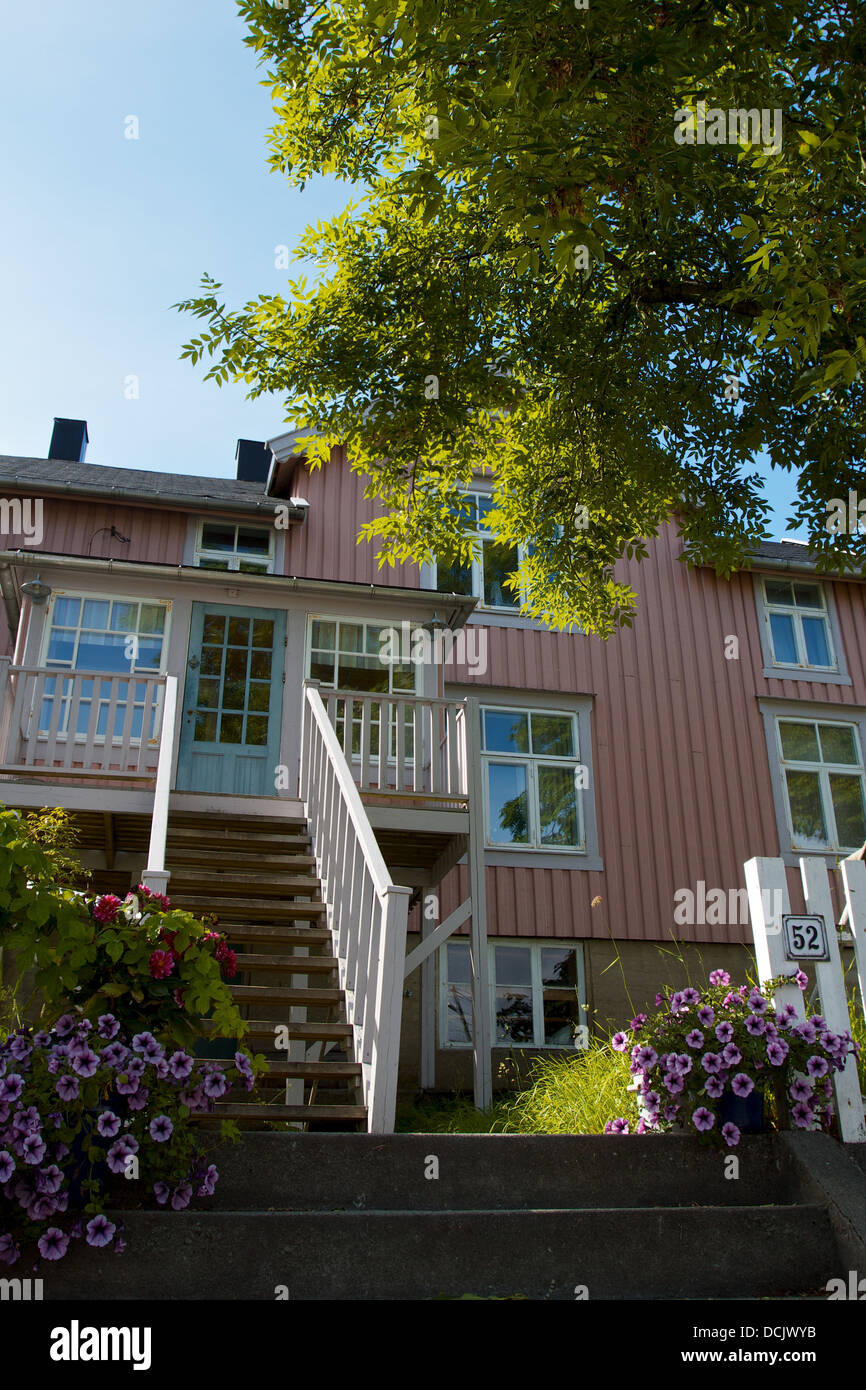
177, 0, 866, 634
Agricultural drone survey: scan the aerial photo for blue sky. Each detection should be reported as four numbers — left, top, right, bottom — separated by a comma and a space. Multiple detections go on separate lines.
0, 0, 802, 536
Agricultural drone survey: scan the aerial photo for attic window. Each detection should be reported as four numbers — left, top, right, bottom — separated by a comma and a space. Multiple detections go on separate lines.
194, 521, 274, 574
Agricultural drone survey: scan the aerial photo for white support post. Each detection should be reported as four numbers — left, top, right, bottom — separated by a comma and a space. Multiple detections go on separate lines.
141, 675, 177, 898
800, 857, 866, 1143
465, 696, 492, 1113
840, 858, 866, 1053
744, 857, 806, 1024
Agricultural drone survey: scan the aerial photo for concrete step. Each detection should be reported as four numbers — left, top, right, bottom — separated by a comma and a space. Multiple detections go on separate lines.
40, 1204, 838, 1301
191, 1133, 801, 1212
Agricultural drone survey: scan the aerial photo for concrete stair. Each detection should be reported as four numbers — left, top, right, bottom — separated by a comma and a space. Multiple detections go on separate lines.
43, 1132, 866, 1301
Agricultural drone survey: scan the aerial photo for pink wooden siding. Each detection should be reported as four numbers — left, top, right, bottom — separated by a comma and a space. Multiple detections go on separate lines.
432, 523, 866, 945
282, 450, 422, 586
4, 496, 187, 565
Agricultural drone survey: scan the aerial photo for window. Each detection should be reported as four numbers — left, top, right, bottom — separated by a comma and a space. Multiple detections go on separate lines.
777, 717, 866, 852
307, 617, 420, 758
762, 579, 835, 672
440, 940, 586, 1048
435, 491, 522, 610
481, 706, 584, 850
194, 521, 274, 574
40, 593, 169, 741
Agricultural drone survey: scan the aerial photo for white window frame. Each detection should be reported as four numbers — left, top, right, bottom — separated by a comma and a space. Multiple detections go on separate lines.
753, 574, 850, 685
305, 615, 422, 697
439, 938, 587, 1050
431, 488, 527, 613
36, 589, 171, 745
193, 519, 275, 574
481, 703, 585, 853
774, 714, 866, 854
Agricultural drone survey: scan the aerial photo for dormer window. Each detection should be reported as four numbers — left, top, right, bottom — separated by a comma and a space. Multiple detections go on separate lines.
194, 521, 274, 574
762, 578, 834, 670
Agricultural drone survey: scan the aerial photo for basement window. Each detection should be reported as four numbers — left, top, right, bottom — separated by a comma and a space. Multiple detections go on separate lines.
440, 939, 586, 1048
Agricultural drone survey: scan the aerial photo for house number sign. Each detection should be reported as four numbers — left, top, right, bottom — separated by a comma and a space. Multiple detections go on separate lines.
782, 914, 830, 963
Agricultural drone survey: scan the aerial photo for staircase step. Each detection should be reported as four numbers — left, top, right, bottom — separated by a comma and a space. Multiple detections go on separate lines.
166, 851, 317, 871
167, 827, 311, 850
231, 954, 338, 974
193, 1103, 367, 1123
228, 984, 345, 1006
168, 873, 322, 895
171, 896, 327, 919
257, 1061, 362, 1080
224, 926, 332, 948
202, 1020, 353, 1043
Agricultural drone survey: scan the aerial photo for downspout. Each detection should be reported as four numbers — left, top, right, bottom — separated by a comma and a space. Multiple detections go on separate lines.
0, 562, 21, 650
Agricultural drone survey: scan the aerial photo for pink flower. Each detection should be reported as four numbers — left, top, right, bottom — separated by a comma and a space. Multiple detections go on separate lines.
93, 894, 122, 924
216, 945, 237, 978
148, 949, 175, 980
136, 884, 171, 912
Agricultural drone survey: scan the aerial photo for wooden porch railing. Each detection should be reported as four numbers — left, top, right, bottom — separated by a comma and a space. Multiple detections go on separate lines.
322, 687, 468, 804
300, 681, 412, 1134
0, 659, 171, 779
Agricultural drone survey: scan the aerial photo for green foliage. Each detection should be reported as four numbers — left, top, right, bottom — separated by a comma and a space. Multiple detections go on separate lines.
176, 0, 866, 633
497, 1045, 639, 1135
395, 1092, 509, 1133
0, 804, 246, 1047
19, 807, 89, 888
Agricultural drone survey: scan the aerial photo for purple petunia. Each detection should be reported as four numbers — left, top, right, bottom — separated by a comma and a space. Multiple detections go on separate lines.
714, 1021, 734, 1045
806, 1055, 829, 1079
9, 1035, 32, 1062
704, 1075, 725, 1099
97, 1111, 122, 1138
149, 1115, 173, 1143
745, 1014, 767, 1036
102, 1042, 129, 1069
731, 1072, 754, 1098
790, 1077, 813, 1103
171, 1183, 193, 1211
71, 1047, 99, 1079
663, 1072, 684, 1094
55, 1074, 79, 1103
722, 1044, 742, 1068
611, 1032, 629, 1052
97, 1014, 120, 1040
115, 1073, 139, 1096
701, 1052, 723, 1074
202, 1071, 228, 1100
37, 1164, 63, 1194
791, 1100, 814, 1128
37, 1227, 69, 1261
747, 990, 768, 1015
606, 1117, 630, 1135
709, 969, 731, 987
692, 1107, 715, 1132
680, 987, 701, 1008
21, 1133, 46, 1166
153, 1180, 171, 1205
793, 1020, 817, 1045
1, 1074, 24, 1102
632, 1045, 658, 1070
630, 1014, 648, 1032
126, 1088, 149, 1112
697, 1006, 715, 1027
168, 1050, 194, 1081
0, 1150, 15, 1182
721, 1122, 741, 1148
53, 1015, 75, 1038
85, 1214, 116, 1248
685, 1029, 704, 1050
767, 1039, 790, 1066
794, 970, 808, 990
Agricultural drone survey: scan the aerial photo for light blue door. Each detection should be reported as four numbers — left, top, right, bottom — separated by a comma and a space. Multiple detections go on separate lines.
176, 603, 286, 795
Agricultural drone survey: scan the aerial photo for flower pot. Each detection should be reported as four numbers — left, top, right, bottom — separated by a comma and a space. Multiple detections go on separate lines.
719, 1088, 765, 1134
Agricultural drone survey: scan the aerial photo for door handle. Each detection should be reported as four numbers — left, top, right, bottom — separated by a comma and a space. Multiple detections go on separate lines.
188, 656, 200, 669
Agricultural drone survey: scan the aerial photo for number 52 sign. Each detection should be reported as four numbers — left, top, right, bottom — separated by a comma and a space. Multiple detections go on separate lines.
782, 914, 830, 962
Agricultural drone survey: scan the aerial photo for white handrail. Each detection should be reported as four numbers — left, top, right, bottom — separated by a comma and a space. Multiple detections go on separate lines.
301, 681, 411, 1133
141, 674, 178, 896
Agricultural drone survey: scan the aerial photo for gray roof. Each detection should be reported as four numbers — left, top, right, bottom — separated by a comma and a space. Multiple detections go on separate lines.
0, 456, 275, 514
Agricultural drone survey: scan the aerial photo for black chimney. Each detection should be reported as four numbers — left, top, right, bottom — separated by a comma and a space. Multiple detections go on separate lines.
235, 439, 272, 484
49, 418, 89, 462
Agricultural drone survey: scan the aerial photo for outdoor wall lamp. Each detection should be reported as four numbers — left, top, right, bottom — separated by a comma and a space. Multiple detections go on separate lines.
20, 573, 52, 605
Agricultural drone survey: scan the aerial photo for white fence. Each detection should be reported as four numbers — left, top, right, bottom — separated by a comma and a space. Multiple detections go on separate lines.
0, 659, 168, 779
321, 688, 468, 803
300, 681, 412, 1133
